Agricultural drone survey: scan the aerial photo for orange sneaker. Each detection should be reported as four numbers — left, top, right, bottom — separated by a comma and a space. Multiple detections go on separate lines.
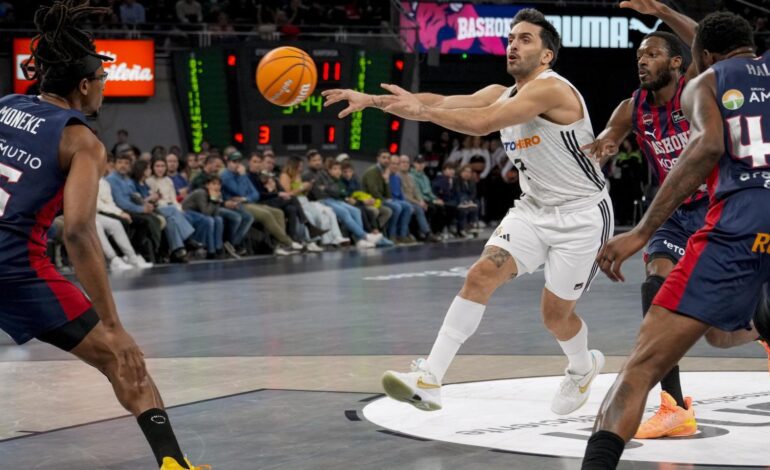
758, 339, 770, 373
634, 391, 696, 439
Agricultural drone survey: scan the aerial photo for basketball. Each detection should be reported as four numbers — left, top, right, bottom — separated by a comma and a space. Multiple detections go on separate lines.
256, 46, 317, 107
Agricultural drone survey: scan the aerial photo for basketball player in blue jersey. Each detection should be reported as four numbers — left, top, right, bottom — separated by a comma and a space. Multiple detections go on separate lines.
0, 2, 207, 469
585, 0, 769, 440
582, 12, 770, 468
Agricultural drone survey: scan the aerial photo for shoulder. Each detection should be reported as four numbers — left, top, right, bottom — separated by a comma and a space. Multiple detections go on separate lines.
60, 124, 104, 168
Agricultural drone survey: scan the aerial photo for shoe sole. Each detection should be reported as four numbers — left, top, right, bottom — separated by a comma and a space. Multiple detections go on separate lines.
635, 419, 697, 439
381, 372, 441, 412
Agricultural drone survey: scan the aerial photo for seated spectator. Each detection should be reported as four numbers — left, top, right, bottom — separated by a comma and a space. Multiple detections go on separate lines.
191, 154, 223, 190
304, 150, 381, 249
106, 154, 164, 262
341, 161, 392, 234
185, 152, 201, 182
120, 0, 146, 25
97, 165, 153, 270
166, 152, 189, 198
221, 152, 303, 256
455, 164, 480, 237
263, 149, 280, 174
361, 150, 413, 243
176, 0, 203, 23
410, 156, 452, 237
280, 156, 348, 247
131, 160, 197, 262
386, 154, 417, 244
398, 155, 440, 242
182, 174, 232, 259
247, 153, 325, 251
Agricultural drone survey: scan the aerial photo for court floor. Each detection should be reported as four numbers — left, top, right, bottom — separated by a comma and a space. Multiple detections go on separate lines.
0, 238, 767, 469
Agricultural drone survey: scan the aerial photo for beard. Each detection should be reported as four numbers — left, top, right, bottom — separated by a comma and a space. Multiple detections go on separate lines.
640, 68, 674, 91
506, 54, 541, 78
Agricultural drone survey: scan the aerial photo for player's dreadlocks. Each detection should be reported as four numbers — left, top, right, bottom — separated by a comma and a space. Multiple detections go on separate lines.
21, 0, 113, 96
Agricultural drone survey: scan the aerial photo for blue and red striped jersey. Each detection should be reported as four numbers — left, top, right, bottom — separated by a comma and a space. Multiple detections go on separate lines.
631, 75, 708, 206
0, 94, 90, 276
709, 53, 770, 201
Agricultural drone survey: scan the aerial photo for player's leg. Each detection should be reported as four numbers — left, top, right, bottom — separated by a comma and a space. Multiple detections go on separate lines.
381, 211, 546, 411
582, 306, 709, 469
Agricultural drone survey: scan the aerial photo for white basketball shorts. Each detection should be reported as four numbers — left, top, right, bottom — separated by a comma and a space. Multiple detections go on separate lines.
485, 189, 614, 301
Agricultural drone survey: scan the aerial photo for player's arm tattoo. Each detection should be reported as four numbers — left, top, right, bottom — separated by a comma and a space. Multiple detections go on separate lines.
481, 246, 513, 268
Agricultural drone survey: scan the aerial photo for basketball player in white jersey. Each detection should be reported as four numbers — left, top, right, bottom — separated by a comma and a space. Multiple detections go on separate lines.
323, 9, 613, 414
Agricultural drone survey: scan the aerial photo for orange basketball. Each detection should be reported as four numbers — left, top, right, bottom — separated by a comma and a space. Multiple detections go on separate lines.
256, 46, 317, 107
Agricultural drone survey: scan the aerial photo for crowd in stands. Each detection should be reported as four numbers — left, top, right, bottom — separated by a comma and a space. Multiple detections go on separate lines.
53, 128, 530, 271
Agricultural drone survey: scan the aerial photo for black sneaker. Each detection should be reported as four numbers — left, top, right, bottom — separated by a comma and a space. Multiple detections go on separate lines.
306, 222, 329, 239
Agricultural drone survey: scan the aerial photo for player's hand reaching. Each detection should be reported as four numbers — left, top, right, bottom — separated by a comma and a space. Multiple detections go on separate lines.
581, 138, 619, 162
105, 325, 148, 388
597, 229, 649, 282
381, 84, 429, 121
322, 89, 397, 118
619, 0, 662, 15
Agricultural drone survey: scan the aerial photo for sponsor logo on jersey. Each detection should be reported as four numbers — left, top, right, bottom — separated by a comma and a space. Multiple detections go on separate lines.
671, 109, 686, 123
647, 130, 691, 156
662, 239, 686, 257
752, 233, 770, 253
749, 88, 770, 103
746, 62, 770, 77
0, 139, 42, 170
502, 135, 541, 152
642, 113, 653, 125
722, 89, 745, 110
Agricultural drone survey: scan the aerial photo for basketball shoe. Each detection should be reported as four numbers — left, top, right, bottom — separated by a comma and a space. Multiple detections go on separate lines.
635, 391, 696, 439
550, 349, 604, 415
381, 358, 442, 411
160, 457, 211, 470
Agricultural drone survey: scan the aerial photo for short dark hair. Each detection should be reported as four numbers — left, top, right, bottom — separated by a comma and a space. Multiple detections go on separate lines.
306, 149, 320, 159
115, 152, 132, 162
442, 161, 457, 171
695, 12, 755, 55
204, 155, 223, 166
341, 162, 354, 171
204, 174, 221, 185
643, 31, 688, 72
511, 9, 561, 66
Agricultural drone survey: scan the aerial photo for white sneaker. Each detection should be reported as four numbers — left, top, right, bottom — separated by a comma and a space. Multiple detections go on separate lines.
274, 246, 294, 256
366, 232, 383, 244
356, 239, 376, 250
551, 350, 605, 415
382, 358, 442, 411
290, 241, 304, 251
305, 241, 324, 253
126, 255, 153, 268
109, 257, 133, 271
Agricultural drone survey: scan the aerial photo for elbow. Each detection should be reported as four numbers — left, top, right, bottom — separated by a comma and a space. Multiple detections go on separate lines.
63, 223, 97, 247
468, 120, 493, 137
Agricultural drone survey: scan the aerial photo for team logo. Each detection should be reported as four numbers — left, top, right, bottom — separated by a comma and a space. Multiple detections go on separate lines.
722, 89, 745, 110
573, 282, 584, 290
671, 109, 686, 123
642, 113, 653, 125
364, 372, 770, 466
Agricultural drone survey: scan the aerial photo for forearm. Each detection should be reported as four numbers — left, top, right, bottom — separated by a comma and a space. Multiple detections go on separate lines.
64, 228, 121, 328
654, 3, 697, 45
637, 139, 719, 237
423, 106, 492, 136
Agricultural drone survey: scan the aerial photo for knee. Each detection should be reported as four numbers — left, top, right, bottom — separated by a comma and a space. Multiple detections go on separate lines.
463, 259, 503, 296
704, 329, 735, 349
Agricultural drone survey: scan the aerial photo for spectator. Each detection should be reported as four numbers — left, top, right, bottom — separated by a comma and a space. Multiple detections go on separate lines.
263, 149, 280, 174
220, 152, 303, 256
111, 129, 131, 156
247, 153, 325, 251
0, 1, 15, 23
166, 152, 189, 198
303, 150, 381, 249
186, 152, 202, 183
209, 11, 235, 40
176, 0, 203, 23
97, 166, 153, 270
341, 162, 392, 234
182, 174, 230, 259
106, 154, 164, 262
455, 164, 480, 237
120, 0, 146, 25
387, 154, 417, 244
410, 156, 452, 237
398, 155, 439, 242
280, 156, 348, 247
132, 160, 197, 262
191, 154, 223, 190
361, 150, 413, 243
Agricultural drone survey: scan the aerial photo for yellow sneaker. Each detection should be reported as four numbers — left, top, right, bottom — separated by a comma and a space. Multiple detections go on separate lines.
634, 391, 696, 439
758, 339, 770, 373
160, 457, 211, 470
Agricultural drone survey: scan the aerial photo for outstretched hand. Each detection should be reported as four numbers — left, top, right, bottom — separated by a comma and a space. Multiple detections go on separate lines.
580, 138, 619, 163
322, 89, 397, 118
596, 229, 649, 282
380, 83, 429, 121
619, 0, 662, 15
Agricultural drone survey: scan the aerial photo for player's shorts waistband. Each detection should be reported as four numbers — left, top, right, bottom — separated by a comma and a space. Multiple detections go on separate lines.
519, 187, 609, 215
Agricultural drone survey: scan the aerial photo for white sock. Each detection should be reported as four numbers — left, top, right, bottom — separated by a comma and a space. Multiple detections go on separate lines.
557, 318, 592, 375
426, 296, 485, 382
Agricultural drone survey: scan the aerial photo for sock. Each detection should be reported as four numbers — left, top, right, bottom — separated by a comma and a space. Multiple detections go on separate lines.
426, 296, 485, 382
642, 274, 686, 408
582, 430, 625, 469
557, 318, 592, 375
137, 408, 187, 468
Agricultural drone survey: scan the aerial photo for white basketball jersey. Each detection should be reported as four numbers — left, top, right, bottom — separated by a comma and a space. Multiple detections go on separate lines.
499, 69, 605, 206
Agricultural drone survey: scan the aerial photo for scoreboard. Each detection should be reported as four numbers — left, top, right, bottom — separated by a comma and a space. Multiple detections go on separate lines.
173, 42, 400, 156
